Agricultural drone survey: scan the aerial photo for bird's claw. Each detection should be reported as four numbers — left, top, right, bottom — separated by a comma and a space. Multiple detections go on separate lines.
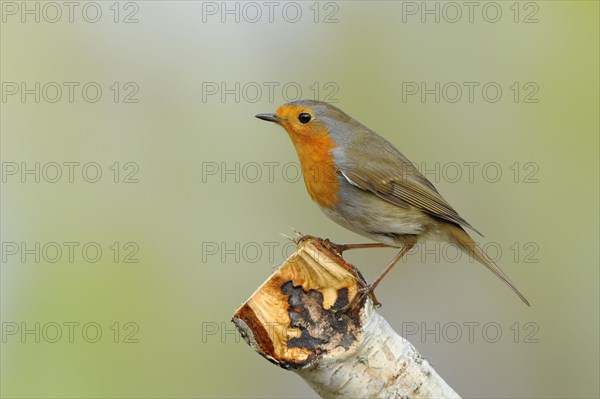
359, 285, 382, 308
336, 284, 382, 313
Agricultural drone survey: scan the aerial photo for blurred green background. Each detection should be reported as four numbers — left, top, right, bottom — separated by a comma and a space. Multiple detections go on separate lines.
1, 1, 598, 398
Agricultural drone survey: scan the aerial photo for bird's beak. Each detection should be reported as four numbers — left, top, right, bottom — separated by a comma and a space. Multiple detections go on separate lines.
255, 113, 285, 123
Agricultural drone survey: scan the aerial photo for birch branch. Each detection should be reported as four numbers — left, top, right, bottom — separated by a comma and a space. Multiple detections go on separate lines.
232, 236, 460, 399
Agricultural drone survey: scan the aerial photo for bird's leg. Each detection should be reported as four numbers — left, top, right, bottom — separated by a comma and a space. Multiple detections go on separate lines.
340, 243, 395, 252
323, 239, 394, 255
342, 242, 416, 312
366, 242, 415, 292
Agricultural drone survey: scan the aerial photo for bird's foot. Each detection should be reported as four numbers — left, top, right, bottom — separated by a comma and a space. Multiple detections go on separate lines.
360, 285, 382, 308
338, 284, 382, 313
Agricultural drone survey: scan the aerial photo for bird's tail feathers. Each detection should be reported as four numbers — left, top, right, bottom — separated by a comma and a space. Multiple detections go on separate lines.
443, 223, 530, 306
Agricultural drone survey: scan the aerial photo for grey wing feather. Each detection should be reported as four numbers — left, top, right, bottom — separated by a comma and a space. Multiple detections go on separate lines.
340, 143, 483, 236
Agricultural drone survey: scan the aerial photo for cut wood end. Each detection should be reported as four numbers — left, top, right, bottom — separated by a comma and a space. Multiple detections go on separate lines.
232, 236, 368, 369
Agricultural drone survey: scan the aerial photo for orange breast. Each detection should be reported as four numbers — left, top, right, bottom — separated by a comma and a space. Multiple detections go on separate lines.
289, 132, 340, 209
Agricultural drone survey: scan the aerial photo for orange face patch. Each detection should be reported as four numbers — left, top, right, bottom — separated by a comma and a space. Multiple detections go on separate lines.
275, 105, 340, 209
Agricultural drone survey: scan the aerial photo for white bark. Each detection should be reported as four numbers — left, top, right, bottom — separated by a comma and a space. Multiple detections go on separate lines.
296, 302, 459, 398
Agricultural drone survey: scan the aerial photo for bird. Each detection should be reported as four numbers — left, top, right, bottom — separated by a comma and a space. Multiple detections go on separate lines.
255, 100, 530, 307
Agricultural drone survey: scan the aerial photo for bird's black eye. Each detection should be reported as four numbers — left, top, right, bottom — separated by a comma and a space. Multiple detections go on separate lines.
298, 113, 312, 124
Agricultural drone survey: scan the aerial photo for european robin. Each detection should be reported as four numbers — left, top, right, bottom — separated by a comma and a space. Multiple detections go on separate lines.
256, 100, 529, 307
